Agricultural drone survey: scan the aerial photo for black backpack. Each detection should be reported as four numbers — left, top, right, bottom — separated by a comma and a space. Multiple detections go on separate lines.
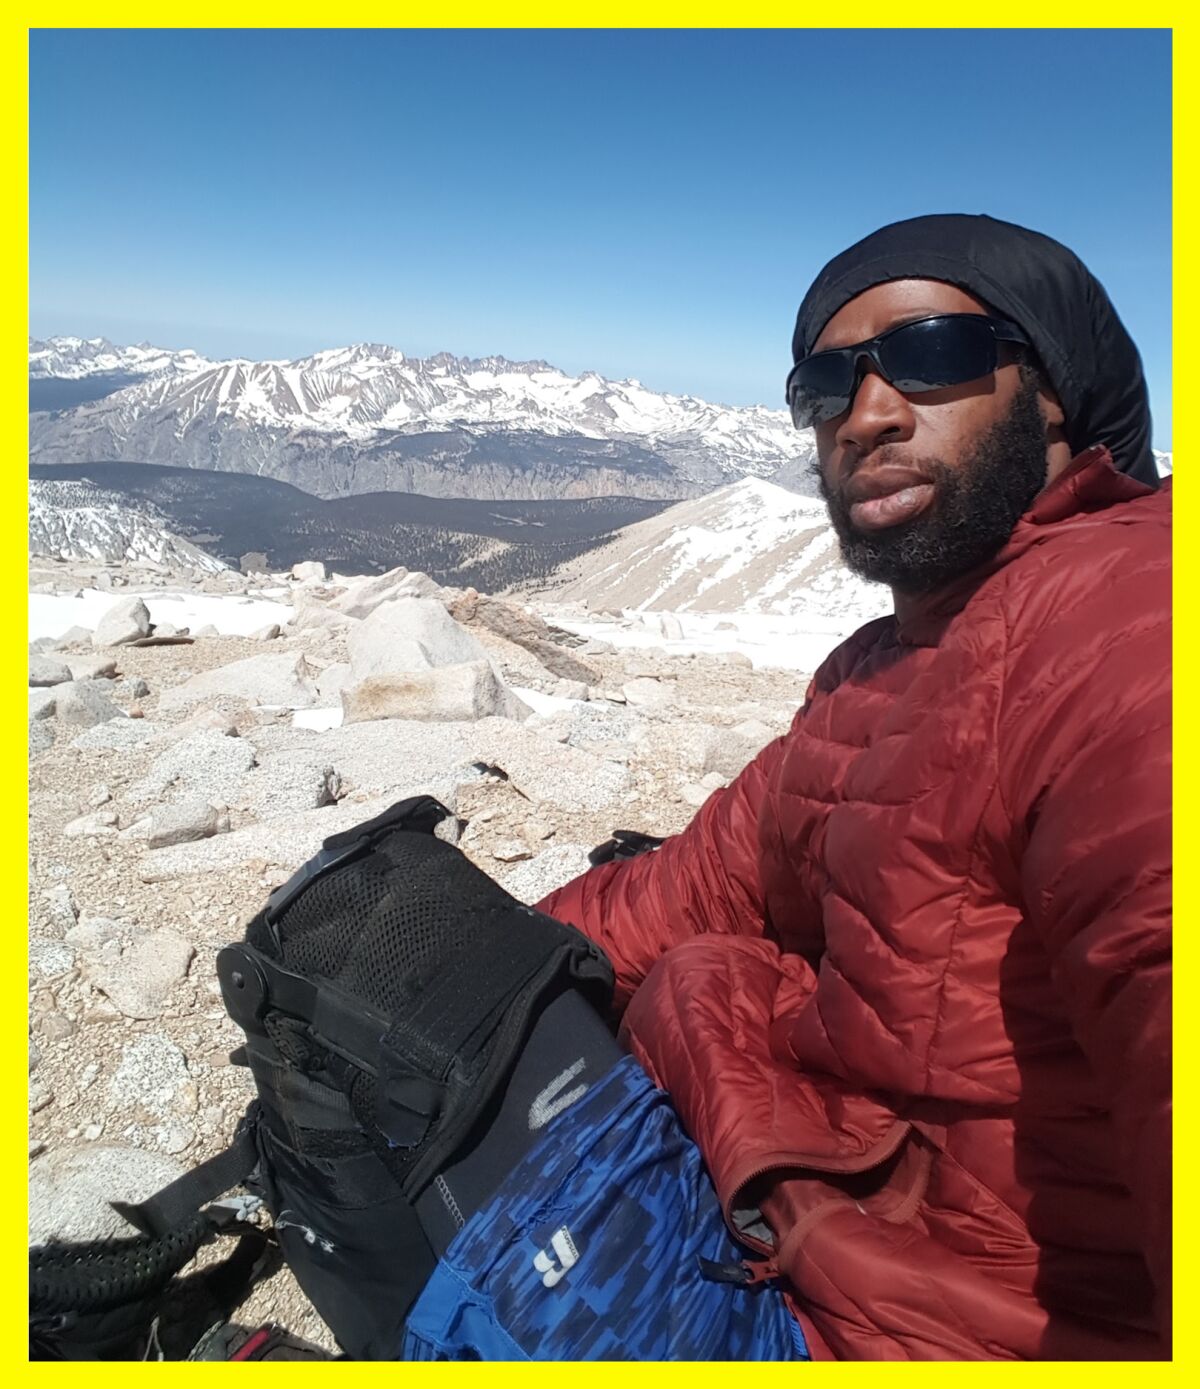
30, 795, 614, 1360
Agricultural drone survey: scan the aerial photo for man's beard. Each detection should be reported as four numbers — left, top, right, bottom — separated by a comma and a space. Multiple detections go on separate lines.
813, 374, 1050, 594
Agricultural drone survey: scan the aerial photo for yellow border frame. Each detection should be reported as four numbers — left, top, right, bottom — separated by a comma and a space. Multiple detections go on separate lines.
10, 9, 1184, 1379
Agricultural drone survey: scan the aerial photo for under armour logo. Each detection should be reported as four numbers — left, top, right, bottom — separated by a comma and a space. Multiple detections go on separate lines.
528, 1058, 587, 1131
533, 1225, 580, 1288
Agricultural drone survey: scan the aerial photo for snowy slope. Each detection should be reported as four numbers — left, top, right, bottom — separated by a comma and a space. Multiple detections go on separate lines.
539, 476, 890, 624
29, 478, 228, 572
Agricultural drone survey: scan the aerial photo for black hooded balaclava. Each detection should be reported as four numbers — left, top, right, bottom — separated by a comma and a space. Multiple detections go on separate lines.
791, 213, 1159, 489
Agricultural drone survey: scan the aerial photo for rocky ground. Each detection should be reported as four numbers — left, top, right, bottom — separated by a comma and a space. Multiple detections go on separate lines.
28, 555, 813, 1353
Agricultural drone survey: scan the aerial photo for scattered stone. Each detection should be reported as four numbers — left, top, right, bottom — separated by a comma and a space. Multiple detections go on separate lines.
348, 597, 489, 678
92, 596, 151, 648
128, 633, 195, 647
86, 783, 113, 809
70, 718, 164, 751
622, 676, 674, 710
37, 1013, 79, 1043
65, 655, 119, 680
28, 939, 77, 982
498, 844, 594, 905
29, 721, 54, 759
252, 622, 281, 641
55, 680, 125, 729
29, 688, 57, 721
114, 676, 151, 699
29, 654, 72, 686
129, 729, 257, 807
680, 781, 713, 808
158, 653, 318, 711
291, 560, 328, 582
29, 1145, 187, 1243
331, 566, 441, 619
194, 624, 220, 637
449, 592, 599, 684
492, 840, 533, 863
29, 1139, 46, 1161
85, 930, 195, 1020
50, 624, 95, 649
553, 679, 589, 701
41, 884, 78, 937
29, 1037, 41, 1073
142, 799, 231, 849
242, 761, 340, 818
156, 1123, 195, 1155
342, 662, 531, 724
63, 809, 119, 838
108, 1034, 197, 1122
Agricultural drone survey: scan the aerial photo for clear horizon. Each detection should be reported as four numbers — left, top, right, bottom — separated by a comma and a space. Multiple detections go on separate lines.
30, 28, 1172, 446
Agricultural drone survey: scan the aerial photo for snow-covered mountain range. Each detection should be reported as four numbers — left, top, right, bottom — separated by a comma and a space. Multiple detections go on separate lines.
29, 336, 215, 381
29, 337, 818, 503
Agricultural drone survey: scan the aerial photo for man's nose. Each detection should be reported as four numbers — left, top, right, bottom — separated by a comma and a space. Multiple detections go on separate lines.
835, 364, 914, 455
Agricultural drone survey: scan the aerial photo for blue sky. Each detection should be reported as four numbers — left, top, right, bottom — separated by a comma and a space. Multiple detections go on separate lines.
29, 28, 1172, 446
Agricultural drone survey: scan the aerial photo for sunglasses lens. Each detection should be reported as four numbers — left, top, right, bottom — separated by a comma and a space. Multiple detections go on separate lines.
788, 353, 853, 429
879, 316, 995, 392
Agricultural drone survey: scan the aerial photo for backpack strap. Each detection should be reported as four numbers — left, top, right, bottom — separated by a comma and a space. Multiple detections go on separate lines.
110, 1114, 261, 1238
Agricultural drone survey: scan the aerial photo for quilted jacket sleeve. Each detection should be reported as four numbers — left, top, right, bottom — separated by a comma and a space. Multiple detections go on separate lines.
536, 734, 785, 1011
998, 515, 1172, 1347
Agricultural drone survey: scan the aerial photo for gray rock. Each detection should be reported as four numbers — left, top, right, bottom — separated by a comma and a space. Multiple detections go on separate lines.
70, 718, 165, 751
29, 1145, 187, 1244
85, 930, 194, 1020
29, 721, 53, 759
62, 808, 119, 838
41, 884, 78, 937
29, 655, 72, 687
622, 677, 674, 710
128, 730, 256, 806
29, 688, 57, 721
108, 1034, 197, 1122
28, 939, 77, 983
498, 844, 594, 905
66, 916, 128, 954
92, 596, 151, 648
242, 762, 339, 818
55, 680, 124, 729
50, 624, 94, 649
251, 623, 281, 641
313, 662, 350, 706
143, 799, 231, 849
114, 676, 150, 699
342, 662, 531, 724
65, 655, 118, 681
157, 653, 318, 711
492, 840, 533, 863
332, 566, 442, 620
291, 560, 328, 582
193, 624, 220, 638
448, 592, 599, 684
347, 598, 488, 679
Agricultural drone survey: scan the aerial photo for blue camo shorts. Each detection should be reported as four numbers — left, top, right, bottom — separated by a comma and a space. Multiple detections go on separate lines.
401, 1054, 809, 1361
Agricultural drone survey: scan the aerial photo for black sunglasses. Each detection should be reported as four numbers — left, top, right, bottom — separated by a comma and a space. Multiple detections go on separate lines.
785, 313, 1031, 430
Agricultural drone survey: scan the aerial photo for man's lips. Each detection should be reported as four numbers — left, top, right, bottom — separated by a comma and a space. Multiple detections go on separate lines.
843, 469, 936, 532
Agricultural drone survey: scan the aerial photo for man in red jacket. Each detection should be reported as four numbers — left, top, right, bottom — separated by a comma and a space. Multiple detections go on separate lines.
537, 215, 1171, 1359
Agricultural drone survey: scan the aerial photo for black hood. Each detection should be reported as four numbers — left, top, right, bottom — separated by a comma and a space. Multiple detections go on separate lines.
791, 213, 1159, 488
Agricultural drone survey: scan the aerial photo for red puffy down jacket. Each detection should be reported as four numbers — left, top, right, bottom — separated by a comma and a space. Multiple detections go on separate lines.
538, 447, 1171, 1360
